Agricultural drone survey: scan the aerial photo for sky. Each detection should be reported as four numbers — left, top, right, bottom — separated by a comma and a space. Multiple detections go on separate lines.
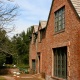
6, 0, 52, 37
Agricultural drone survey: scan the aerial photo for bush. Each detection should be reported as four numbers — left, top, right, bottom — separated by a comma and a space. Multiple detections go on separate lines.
0, 53, 6, 68
17, 64, 29, 74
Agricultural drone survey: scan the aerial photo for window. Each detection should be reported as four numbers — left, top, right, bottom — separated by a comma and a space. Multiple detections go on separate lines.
33, 33, 37, 43
55, 7, 65, 32
53, 47, 67, 79
39, 29, 46, 42
32, 59, 36, 71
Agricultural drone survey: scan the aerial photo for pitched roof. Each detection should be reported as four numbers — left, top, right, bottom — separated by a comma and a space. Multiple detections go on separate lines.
39, 21, 47, 29
70, 0, 80, 17
33, 25, 38, 33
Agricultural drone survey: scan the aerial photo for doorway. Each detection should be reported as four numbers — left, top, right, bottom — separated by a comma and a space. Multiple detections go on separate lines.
37, 52, 40, 73
32, 59, 36, 72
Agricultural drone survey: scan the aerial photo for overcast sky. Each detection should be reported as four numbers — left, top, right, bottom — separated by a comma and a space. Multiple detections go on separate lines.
7, 0, 52, 37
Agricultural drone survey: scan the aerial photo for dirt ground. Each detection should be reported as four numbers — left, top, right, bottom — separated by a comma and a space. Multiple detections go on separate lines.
1, 74, 44, 80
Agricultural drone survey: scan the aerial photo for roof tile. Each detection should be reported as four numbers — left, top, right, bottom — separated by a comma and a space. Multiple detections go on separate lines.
33, 25, 38, 33
70, 0, 80, 17
39, 21, 47, 29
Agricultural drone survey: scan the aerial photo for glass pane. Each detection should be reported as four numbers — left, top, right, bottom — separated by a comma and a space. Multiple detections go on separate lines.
56, 12, 59, 17
58, 69, 60, 77
62, 13, 64, 19
55, 17, 58, 22
61, 20, 65, 29
59, 16, 62, 20
62, 8, 65, 13
59, 9, 63, 16
59, 20, 62, 25
58, 25, 61, 30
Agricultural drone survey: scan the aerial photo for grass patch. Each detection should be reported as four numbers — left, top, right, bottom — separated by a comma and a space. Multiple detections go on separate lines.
17, 64, 29, 74
17, 64, 29, 68
0, 76, 6, 80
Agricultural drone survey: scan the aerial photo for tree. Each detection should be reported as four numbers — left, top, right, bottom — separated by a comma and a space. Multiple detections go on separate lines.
0, 0, 18, 66
0, 0, 18, 30
0, 29, 10, 66
11, 26, 33, 65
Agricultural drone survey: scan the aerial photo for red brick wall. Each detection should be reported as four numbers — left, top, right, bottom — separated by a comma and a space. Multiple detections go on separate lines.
29, 0, 80, 80
37, 29, 47, 73
29, 39, 37, 70
45, 0, 80, 80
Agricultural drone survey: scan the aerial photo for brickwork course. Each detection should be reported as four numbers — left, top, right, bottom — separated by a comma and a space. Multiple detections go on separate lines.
29, 0, 80, 80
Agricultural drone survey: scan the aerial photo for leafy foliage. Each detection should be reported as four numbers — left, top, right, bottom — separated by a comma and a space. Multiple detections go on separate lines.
0, 29, 10, 66
0, 0, 18, 67
11, 26, 33, 65
0, 0, 33, 66
0, 53, 6, 66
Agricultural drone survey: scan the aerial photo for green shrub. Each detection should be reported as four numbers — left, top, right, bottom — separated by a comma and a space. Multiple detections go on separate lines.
0, 53, 6, 68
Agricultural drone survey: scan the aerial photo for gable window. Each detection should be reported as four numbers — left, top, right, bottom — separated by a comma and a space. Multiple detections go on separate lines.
33, 33, 37, 43
55, 7, 65, 32
53, 47, 67, 79
39, 29, 46, 42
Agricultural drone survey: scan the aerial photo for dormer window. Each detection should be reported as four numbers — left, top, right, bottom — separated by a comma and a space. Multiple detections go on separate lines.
55, 7, 65, 32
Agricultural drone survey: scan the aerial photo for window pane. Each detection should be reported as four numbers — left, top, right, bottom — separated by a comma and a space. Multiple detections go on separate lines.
62, 13, 64, 19
55, 17, 58, 22
55, 12, 58, 19
59, 9, 63, 16
59, 16, 62, 20
59, 25, 61, 30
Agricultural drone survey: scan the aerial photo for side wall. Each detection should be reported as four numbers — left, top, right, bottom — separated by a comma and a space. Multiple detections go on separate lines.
45, 0, 80, 80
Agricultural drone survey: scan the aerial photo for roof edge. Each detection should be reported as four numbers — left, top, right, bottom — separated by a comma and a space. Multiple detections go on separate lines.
46, 0, 54, 29
68, 0, 80, 18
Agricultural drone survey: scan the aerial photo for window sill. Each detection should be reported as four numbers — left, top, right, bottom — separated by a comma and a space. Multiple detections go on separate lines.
51, 76, 66, 80
39, 41, 41, 43
38, 40, 42, 43
54, 29, 65, 35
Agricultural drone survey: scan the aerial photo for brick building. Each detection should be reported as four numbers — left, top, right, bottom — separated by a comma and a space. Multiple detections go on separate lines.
29, 0, 80, 80
29, 25, 38, 72
29, 21, 47, 73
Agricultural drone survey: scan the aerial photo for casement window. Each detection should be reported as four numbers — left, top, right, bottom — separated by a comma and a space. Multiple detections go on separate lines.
53, 47, 67, 79
55, 7, 65, 32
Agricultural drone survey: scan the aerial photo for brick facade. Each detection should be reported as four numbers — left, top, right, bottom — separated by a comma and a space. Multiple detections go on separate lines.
29, 0, 80, 80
